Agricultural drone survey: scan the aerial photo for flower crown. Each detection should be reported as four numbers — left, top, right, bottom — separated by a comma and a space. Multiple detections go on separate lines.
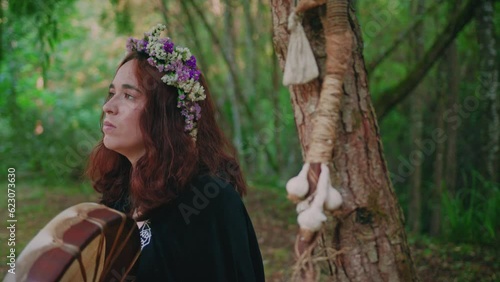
126, 24, 206, 140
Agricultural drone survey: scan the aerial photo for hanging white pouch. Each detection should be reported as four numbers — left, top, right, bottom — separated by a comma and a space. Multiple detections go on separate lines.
283, 11, 319, 86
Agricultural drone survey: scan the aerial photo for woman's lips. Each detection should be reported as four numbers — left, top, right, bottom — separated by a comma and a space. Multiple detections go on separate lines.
103, 121, 116, 133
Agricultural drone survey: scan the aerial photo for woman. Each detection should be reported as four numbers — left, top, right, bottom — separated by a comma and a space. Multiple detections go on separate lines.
87, 24, 265, 281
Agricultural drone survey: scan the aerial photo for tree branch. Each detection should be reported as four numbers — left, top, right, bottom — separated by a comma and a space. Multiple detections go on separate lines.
374, 0, 483, 120
366, 0, 444, 73
184, 0, 244, 100
184, 0, 279, 171
178, 1, 208, 73
157, 0, 171, 28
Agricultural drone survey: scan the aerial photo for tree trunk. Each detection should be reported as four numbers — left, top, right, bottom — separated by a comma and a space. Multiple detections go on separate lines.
270, 1, 418, 281
444, 41, 458, 194
431, 59, 447, 236
222, 0, 244, 162
432, 0, 461, 235
431, 42, 459, 235
408, 0, 425, 235
272, 49, 284, 178
477, 0, 499, 183
242, 0, 258, 99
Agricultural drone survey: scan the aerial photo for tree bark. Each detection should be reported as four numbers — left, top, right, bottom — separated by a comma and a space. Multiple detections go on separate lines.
408, 0, 425, 235
270, 1, 418, 280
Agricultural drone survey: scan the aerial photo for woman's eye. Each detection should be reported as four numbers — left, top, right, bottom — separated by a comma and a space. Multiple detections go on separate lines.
125, 93, 135, 100
106, 92, 115, 101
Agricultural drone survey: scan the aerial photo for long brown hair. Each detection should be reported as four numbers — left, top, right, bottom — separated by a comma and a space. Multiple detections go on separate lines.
86, 51, 246, 219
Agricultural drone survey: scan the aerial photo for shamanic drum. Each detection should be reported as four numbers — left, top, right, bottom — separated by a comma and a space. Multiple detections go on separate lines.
3, 203, 140, 282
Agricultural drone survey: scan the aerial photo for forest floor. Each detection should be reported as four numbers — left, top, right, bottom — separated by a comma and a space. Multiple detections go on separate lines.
0, 183, 498, 281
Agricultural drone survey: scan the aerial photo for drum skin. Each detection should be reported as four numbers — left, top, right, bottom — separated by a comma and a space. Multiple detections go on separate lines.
3, 203, 140, 282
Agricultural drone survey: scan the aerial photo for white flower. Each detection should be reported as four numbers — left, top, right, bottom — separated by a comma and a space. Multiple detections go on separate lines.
161, 73, 178, 85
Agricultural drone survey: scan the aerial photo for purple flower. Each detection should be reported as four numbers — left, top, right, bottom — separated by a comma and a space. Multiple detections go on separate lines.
137, 39, 148, 52
186, 56, 197, 68
147, 57, 155, 66
179, 94, 186, 100
177, 100, 186, 108
165, 64, 174, 72
185, 122, 194, 131
194, 103, 201, 119
189, 69, 200, 80
126, 37, 136, 52
177, 70, 190, 82
163, 40, 174, 53
175, 63, 191, 82
166, 60, 182, 72
157, 64, 165, 72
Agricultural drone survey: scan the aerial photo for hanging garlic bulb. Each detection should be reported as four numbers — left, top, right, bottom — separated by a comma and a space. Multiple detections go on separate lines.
296, 164, 344, 241
297, 206, 327, 233
324, 186, 342, 211
296, 197, 311, 214
286, 163, 310, 203
297, 164, 330, 238
323, 170, 343, 211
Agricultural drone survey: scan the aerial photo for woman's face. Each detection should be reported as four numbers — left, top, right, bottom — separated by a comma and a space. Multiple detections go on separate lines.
103, 59, 146, 165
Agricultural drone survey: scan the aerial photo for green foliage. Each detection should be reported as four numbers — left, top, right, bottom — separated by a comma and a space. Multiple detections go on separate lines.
5, 0, 76, 74
410, 234, 500, 281
369, 0, 500, 245
0, 0, 106, 184
441, 172, 500, 245
109, 0, 133, 34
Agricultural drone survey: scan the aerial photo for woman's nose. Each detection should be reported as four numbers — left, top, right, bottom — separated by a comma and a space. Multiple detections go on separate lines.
103, 96, 117, 114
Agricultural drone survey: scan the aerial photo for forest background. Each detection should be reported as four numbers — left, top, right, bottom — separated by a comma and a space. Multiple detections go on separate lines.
0, 0, 498, 280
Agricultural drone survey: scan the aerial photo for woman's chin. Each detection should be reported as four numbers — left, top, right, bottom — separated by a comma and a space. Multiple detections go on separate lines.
103, 137, 118, 152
